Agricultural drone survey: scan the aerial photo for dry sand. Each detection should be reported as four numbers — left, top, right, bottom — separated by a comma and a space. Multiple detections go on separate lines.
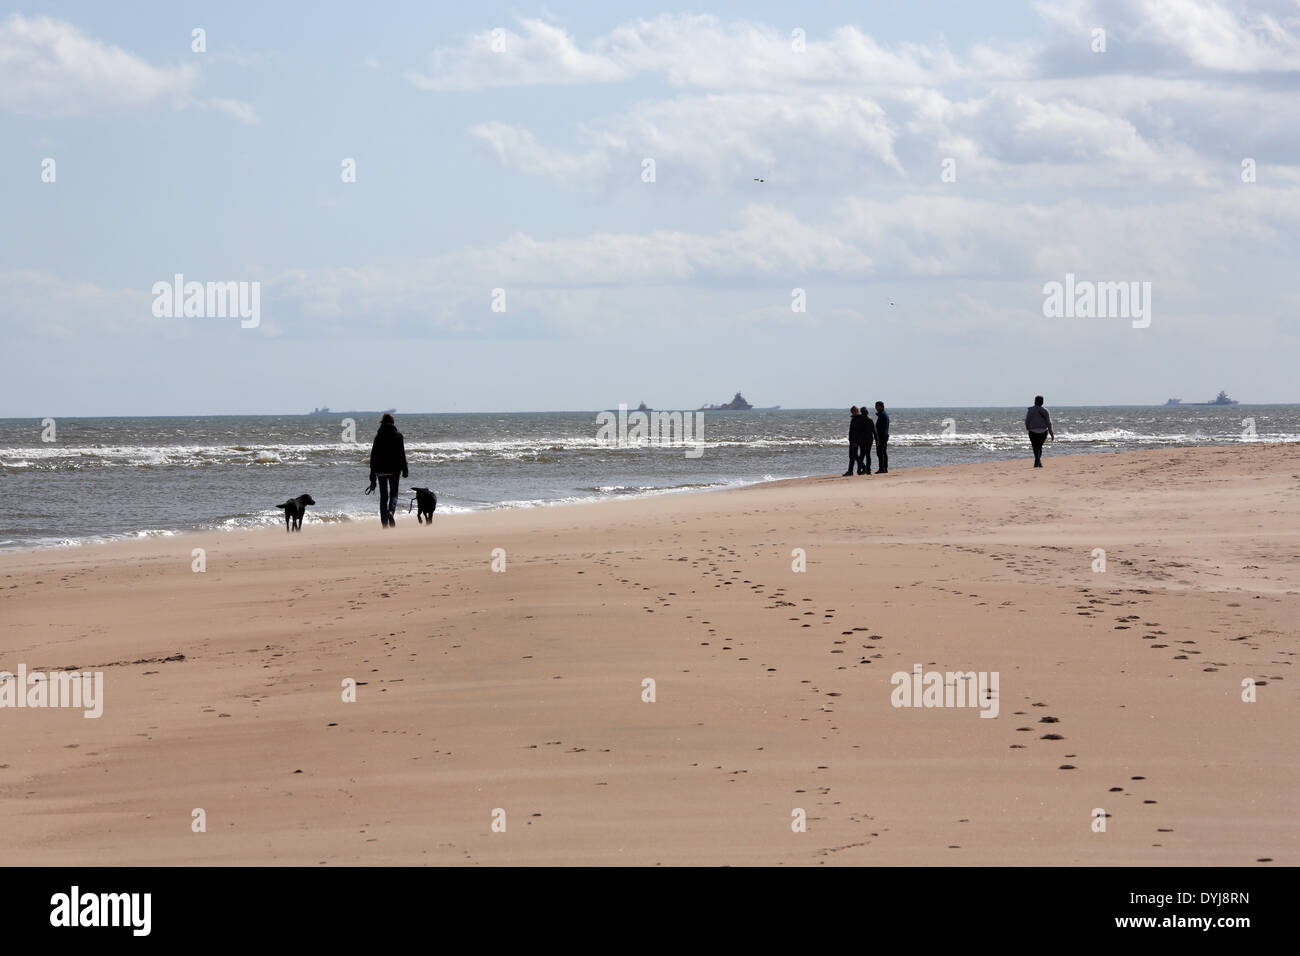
1, 443, 1296, 865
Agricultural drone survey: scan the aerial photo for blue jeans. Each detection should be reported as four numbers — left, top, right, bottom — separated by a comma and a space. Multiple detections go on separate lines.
378, 474, 400, 525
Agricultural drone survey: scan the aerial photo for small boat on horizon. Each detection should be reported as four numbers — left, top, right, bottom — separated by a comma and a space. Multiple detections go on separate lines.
307, 407, 397, 416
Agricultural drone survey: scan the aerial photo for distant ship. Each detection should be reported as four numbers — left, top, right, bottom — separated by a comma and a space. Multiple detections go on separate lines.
1164, 398, 1182, 405
699, 391, 780, 411
308, 407, 396, 416
1190, 391, 1239, 406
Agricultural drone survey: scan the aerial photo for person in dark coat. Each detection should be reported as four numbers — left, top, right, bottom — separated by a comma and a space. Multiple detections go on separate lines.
856, 401, 876, 475
1024, 396, 1054, 468
873, 401, 890, 473
844, 407, 864, 476
368, 413, 409, 527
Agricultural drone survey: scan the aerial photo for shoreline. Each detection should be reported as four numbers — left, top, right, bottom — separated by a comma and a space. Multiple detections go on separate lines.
6, 439, 1297, 555
0, 472, 769, 555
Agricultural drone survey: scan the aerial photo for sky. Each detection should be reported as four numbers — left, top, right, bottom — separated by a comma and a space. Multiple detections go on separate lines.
2, 0, 1298, 415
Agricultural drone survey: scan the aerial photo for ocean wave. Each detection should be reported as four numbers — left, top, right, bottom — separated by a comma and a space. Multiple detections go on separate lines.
0, 476, 782, 551
4, 528, 180, 549
484, 480, 740, 510
4, 426, 1298, 473
582, 480, 735, 496
207, 507, 363, 531
891, 430, 1300, 447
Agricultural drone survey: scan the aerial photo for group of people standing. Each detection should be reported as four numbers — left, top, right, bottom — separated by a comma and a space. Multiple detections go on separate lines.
841, 397, 1056, 475
844, 401, 890, 476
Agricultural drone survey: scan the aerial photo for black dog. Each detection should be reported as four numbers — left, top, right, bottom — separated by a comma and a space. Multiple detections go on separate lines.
408, 487, 437, 524
275, 494, 316, 532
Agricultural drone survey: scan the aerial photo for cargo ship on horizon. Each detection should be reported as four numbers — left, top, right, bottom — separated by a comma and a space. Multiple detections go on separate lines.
699, 391, 780, 411
307, 407, 396, 416
1165, 391, 1238, 406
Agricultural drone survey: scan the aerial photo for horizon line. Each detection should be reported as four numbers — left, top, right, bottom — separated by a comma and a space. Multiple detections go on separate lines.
1, 402, 1292, 420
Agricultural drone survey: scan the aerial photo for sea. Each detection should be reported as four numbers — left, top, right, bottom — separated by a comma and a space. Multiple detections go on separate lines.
1, 405, 1296, 550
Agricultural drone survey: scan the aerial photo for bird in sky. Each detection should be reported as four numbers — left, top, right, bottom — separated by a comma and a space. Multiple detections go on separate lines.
753, 178, 765, 183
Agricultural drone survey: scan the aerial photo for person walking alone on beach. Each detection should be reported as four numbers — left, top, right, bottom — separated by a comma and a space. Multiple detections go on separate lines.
844, 407, 865, 476
368, 413, 409, 527
873, 401, 890, 473
857, 401, 876, 475
1025, 396, 1054, 468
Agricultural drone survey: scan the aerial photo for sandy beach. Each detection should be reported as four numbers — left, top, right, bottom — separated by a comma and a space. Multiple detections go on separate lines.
0, 443, 1295, 866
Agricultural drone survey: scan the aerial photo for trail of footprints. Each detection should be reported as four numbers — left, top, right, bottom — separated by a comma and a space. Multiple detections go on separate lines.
607, 542, 1013, 857
597, 542, 902, 858
595, 544, 1282, 861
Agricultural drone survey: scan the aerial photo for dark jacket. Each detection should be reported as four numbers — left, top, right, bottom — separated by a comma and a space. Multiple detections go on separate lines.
369, 423, 408, 480
875, 410, 890, 441
1025, 406, 1052, 433
852, 413, 875, 445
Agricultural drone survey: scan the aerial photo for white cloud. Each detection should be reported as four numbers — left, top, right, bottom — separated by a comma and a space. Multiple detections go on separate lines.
409, 14, 988, 92
0, 270, 153, 340
0, 14, 256, 122
0, 14, 197, 115
1034, 0, 1300, 73
249, 185, 1300, 332
597, 16, 971, 90
1137, 0, 1300, 71
429, 8, 1300, 191
944, 89, 1191, 174
408, 18, 625, 91
473, 92, 904, 186
471, 121, 609, 180
8, 183, 1298, 347
475, 81, 1226, 190
205, 97, 259, 125
412, 4, 1300, 97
